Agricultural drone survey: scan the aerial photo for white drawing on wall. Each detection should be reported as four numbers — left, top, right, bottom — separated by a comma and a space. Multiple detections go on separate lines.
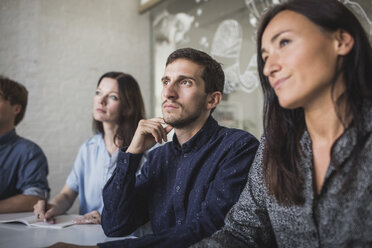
153, 10, 195, 45
153, 10, 195, 117
209, 0, 285, 94
152, 0, 371, 100
200, 36, 209, 48
211, 20, 243, 93
211, 19, 260, 94
209, 0, 288, 94
342, 0, 372, 37
245, 0, 283, 28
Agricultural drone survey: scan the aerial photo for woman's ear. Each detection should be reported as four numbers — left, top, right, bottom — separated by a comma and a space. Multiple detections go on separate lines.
206, 91, 222, 110
334, 29, 354, 56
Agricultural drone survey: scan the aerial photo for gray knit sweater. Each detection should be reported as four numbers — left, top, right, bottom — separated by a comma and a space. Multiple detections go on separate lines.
191, 104, 372, 248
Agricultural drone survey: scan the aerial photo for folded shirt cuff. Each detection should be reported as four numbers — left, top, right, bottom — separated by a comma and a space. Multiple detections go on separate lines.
23, 187, 49, 200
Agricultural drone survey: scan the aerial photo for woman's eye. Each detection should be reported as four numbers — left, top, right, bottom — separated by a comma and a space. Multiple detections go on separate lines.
95, 91, 101, 96
162, 80, 170, 86
109, 95, 118, 101
279, 39, 290, 47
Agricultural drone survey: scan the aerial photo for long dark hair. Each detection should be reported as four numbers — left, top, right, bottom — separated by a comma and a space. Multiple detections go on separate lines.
93, 72, 145, 148
256, 0, 372, 205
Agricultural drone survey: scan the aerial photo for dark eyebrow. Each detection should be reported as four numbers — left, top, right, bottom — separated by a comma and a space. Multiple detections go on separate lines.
177, 75, 196, 81
161, 76, 169, 82
96, 87, 119, 94
261, 29, 291, 55
161, 75, 197, 83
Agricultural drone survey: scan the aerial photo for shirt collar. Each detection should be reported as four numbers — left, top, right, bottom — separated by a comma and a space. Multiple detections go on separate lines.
0, 129, 17, 145
171, 116, 219, 153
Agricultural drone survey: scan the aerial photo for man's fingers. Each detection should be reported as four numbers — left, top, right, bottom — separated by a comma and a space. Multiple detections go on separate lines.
164, 124, 174, 135
149, 124, 165, 143
140, 119, 167, 143
151, 117, 165, 123
128, 117, 171, 154
149, 118, 170, 143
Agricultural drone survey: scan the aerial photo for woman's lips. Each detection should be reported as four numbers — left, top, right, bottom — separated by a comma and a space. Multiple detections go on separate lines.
273, 76, 289, 90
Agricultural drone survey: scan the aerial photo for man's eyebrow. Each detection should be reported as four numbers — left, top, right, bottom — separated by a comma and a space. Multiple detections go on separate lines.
177, 75, 196, 81
161, 76, 169, 82
261, 29, 291, 55
161, 75, 197, 82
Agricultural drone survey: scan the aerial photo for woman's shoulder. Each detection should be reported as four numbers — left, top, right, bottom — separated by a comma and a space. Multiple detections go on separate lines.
78, 134, 104, 152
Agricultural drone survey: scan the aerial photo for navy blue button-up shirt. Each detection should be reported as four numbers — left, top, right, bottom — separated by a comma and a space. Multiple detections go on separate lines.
99, 117, 259, 248
0, 129, 49, 200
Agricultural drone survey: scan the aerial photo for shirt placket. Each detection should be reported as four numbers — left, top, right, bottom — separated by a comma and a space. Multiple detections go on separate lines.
173, 150, 191, 226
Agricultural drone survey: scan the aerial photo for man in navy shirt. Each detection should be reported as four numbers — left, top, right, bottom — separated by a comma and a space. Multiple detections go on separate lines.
52, 48, 258, 248
0, 76, 49, 213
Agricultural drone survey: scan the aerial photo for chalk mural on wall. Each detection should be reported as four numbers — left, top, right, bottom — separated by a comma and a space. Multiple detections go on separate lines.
151, 0, 372, 136
342, 0, 372, 37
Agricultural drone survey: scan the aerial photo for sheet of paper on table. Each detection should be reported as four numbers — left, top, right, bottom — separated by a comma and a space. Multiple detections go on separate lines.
0, 212, 82, 229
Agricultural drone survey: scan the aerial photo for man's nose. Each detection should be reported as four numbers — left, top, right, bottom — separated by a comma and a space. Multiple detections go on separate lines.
162, 82, 178, 100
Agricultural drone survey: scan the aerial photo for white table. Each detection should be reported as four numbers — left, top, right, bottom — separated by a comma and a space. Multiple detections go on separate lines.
0, 222, 131, 248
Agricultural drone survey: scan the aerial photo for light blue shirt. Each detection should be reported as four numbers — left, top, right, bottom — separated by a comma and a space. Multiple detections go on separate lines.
66, 134, 118, 215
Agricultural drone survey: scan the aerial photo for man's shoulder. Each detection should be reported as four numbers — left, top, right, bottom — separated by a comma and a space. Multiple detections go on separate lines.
216, 125, 258, 143
7, 135, 47, 162
13, 135, 44, 153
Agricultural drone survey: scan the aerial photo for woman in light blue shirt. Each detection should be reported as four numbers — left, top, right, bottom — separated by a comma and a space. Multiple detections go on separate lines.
33, 71, 145, 224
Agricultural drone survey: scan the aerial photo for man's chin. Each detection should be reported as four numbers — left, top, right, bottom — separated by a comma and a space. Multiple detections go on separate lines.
163, 116, 177, 126
163, 114, 201, 129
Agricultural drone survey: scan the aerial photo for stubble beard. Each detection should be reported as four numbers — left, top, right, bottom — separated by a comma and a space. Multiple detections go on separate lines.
162, 100, 206, 129
164, 111, 201, 129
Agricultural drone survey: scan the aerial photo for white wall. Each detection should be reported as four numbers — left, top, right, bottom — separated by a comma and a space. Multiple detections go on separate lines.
0, 0, 151, 213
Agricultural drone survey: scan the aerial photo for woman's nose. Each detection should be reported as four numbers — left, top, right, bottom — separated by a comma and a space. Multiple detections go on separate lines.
98, 95, 107, 105
263, 55, 281, 77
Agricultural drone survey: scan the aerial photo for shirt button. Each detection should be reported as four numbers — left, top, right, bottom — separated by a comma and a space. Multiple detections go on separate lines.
183, 153, 188, 158
177, 220, 182, 225
176, 186, 180, 192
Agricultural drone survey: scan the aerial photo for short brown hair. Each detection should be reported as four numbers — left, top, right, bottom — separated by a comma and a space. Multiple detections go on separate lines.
166, 47, 225, 95
0, 76, 28, 126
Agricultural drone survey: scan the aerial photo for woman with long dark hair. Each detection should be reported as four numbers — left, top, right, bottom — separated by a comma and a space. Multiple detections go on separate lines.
33, 72, 145, 224
192, 0, 372, 247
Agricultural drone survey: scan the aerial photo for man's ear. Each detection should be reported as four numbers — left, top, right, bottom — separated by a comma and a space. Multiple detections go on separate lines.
206, 91, 222, 110
334, 29, 354, 56
12, 104, 22, 115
